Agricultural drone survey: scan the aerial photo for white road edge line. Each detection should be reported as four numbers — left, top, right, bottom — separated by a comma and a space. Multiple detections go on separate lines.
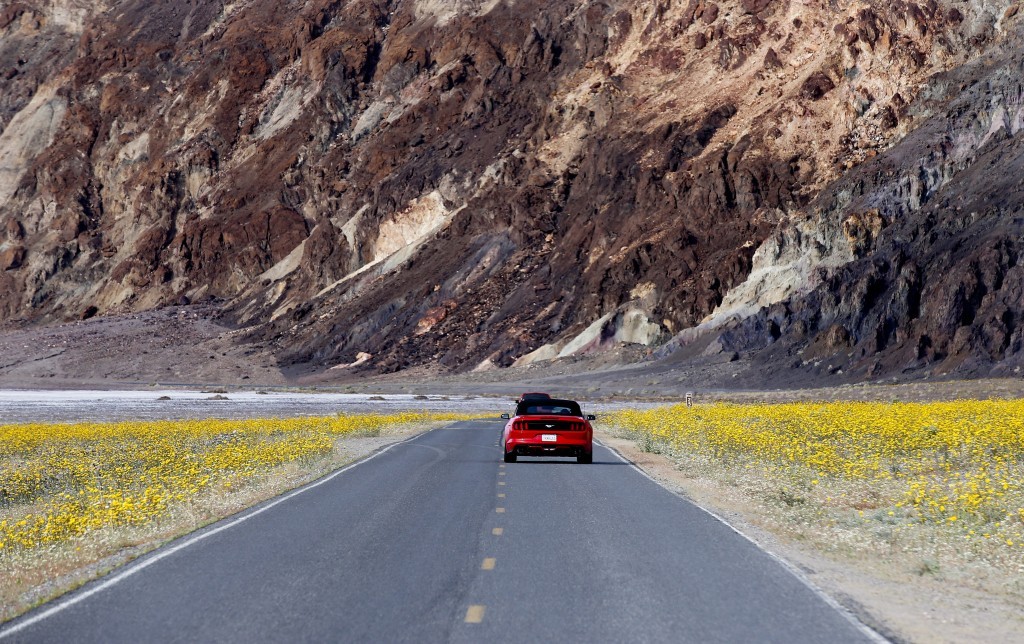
0, 429, 436, 639
594, 439, 891, 644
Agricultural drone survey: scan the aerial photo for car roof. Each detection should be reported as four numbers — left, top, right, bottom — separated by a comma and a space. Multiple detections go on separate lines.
514, 398, 583, 416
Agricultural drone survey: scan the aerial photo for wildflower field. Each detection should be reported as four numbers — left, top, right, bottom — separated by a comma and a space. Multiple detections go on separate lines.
0, 411, 468, 616
604, 400, 1024, 559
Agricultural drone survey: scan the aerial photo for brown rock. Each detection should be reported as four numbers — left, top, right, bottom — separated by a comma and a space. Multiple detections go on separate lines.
763, 47, 782, 70
879, 106, 898, 129
0, 4, 28, 30
0, 246, 25, 270
800, 72, 835, 100
740, 0, 774, 15
5, 219, 23, 240
52, 214, 83, 242
821, 324, 851, 349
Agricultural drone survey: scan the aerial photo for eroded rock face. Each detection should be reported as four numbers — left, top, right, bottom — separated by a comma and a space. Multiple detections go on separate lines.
1, 0, 1021, 379
709, 39, 1024, 380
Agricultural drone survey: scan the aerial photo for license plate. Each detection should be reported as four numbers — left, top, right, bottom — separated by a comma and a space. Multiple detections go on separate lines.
541, 434, 557, 442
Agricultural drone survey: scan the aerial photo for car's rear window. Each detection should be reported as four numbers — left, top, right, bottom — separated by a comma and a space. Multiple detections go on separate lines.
515, 399, 583, 417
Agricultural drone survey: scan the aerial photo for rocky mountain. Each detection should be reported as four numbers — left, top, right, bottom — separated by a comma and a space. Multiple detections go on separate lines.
1, 0, 1022, 381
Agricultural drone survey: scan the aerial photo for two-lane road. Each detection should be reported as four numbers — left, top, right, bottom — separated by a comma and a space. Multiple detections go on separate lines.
2, 420, 878, 643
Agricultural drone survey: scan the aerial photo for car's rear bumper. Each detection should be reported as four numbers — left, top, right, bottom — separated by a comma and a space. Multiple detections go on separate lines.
505, 435, 592, 457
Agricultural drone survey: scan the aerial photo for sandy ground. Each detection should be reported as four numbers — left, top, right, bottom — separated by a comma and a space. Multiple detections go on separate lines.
0, 305, 285, 390
0, 390, 498, 423
0, 389, 651, 424
599, 432, 1024, 644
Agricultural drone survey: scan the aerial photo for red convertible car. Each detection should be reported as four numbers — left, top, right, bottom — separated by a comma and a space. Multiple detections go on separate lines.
501, 398, 595, 464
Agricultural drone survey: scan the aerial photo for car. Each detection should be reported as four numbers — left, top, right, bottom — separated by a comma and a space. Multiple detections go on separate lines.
516, 392, 551, 403
500, 397, 595, 464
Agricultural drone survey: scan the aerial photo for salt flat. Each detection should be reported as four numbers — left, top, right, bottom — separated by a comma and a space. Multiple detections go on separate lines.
0, 390, 633, 423
0, 390, 501, 423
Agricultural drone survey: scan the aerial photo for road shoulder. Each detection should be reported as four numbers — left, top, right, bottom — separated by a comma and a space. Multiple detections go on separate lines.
598, 431, 1024, 644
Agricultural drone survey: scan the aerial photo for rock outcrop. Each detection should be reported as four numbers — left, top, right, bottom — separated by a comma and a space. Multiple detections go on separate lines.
708, 37, 1024, 381
1, 0, 1022, 380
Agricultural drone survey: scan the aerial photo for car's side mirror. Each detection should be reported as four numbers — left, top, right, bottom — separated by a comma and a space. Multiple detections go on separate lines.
586, 414, 596, 421
500, 413, 510, 419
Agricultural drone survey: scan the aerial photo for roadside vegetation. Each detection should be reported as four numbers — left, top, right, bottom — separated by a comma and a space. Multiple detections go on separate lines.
0, 412, 470, 620
604, 401, 1024, 592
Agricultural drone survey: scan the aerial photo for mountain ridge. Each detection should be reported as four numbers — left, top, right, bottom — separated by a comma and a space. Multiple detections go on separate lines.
1, 0, 1022, 382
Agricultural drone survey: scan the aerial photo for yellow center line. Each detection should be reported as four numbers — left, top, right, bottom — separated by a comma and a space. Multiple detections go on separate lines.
465, 605, 486, 623
496, 507, 505, 513
492, 527, 503, 536
481, 557, 496, 570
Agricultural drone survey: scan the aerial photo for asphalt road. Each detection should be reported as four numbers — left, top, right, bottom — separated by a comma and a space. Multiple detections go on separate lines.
1, 420, 878, 643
